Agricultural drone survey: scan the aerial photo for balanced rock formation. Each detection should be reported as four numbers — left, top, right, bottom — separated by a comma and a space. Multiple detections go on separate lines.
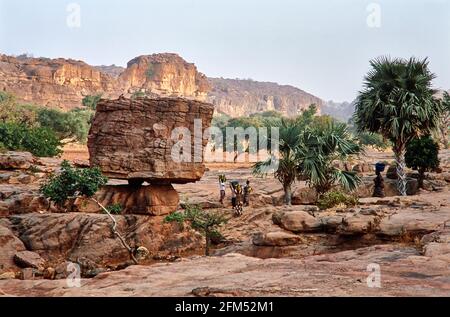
88, 96, 214, 183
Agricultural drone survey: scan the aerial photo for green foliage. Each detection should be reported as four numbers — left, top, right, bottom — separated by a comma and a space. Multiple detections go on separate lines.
357, 132, 390, 150
164, 211, 186, 227
253, 119, 361, 203
0, 122, 62, 157
131, 91, 146, 100
164, 204, 228, 256
405, 136, 440, 172
354, 57, 441, 150
40, 160, 107, 207
106, 203, 123, 215
317, 190, 359, 210
82, 94, 102, 110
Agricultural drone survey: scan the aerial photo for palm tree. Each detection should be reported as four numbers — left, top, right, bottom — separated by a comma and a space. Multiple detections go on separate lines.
253, 119, 361, 204
299, 121, 362, 195
438, 92, 450, 149
354, 57, 442, 195
253, 118, 303, 205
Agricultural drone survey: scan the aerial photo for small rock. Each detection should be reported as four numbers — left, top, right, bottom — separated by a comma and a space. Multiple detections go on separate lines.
278, 211, 322, 233
252, 231, 303, 246
0, 152, 34, 170
14, 251, 46, 270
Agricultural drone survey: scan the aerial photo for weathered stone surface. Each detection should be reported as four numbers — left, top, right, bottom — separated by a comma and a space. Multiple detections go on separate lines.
0, 184, 50, 217
277, 211, 322, 233
291, 187, 317, 205
13, 251, 46, 270
88, 97, 214, 184
75, 184, 179, 216
7, 213, 202, 272
0, 222, 26, 272
0, 152, 34, 170
1, 244, 449, 296
252, 231, 303, 246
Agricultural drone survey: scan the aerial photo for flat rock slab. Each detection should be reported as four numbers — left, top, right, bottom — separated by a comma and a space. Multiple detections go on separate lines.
88, 97, 214, 184
0, 242, 449, 296
13, 251, 46, 270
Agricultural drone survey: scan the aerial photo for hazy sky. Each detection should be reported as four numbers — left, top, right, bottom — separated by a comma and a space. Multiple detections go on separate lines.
0, 0, 449, 101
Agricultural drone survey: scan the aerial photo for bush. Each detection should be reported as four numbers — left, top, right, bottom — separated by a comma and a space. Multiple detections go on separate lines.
0, 122, 62, 157
317, 190, 359, 210
164, 204, 228, 256
357, 132, 390, 150
38, 108, 94, 143
106, 203, 123, 215
405, 135, 440, 188
82, 94, 102, 110
40, 160, 107, 207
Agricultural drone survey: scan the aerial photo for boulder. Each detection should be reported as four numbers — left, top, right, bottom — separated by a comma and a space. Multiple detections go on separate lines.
252, 231, 303, 246
277, 211, 322, 233
88, 97, 214, 184
291, 187, 317, 205
75, 184, 179, 216
13, 251, 46, 270
0, 222, 26, 272
0, 152, 34, 170
7, 213, 202, 272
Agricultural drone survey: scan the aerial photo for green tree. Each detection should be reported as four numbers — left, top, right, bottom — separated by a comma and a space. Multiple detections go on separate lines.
298, 122, 361, 195
164, 204, 228, 256
40, 161, 138, 264
0, 122, 62, 157
82, 94, 102, 110
405, 135, 440, 188
354, 57, 442, 195
253, 118, 304, 205
253, 120, 361, 204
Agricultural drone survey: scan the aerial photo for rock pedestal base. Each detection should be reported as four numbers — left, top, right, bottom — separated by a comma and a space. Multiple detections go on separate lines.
75, 184, 179, 216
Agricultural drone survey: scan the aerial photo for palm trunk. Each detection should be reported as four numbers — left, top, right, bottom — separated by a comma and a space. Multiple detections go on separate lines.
394, 146, 407, 196
91, 198, 138, 264
283, 183, 292, 205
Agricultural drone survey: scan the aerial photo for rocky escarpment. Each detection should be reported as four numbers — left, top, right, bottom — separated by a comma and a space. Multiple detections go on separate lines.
0, 52, 324, 116
207, 78, 323, 117
0, 54, 119, 109
0, 53, 210, 109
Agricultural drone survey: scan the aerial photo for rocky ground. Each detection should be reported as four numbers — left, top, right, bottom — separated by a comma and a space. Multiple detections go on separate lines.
0, 149, 449, 296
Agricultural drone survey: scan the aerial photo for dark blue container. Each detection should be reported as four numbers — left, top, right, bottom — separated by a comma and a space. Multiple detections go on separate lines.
375, 162, 386, 173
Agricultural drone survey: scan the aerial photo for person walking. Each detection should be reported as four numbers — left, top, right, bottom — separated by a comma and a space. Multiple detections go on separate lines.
243, 180, 252, 206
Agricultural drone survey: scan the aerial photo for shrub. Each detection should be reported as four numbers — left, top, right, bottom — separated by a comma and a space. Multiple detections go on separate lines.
164, 204, 228, 256
82, 94, 102, 110
405, 135, 440, 188
0, 122, 62, 157
106, 203, 123, 215
317, 190, 359, 210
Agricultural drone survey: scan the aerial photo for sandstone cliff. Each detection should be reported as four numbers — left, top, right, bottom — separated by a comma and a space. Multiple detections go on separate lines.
0, 54, 119, 109
207, 78, 323, 117
0, 53, 324, 116
0, 53, 210, 109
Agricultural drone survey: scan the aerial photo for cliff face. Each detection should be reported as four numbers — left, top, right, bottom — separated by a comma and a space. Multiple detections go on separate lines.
207, 78, 323, 117
118, 54, 210, 101
0, 53, 323, 116
0, 54, 119, 109
0, 53, 210, 109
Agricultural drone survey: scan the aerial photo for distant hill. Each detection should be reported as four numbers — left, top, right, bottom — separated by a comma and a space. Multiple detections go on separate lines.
321, 100, 355, 122
207, 77, 323, 117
